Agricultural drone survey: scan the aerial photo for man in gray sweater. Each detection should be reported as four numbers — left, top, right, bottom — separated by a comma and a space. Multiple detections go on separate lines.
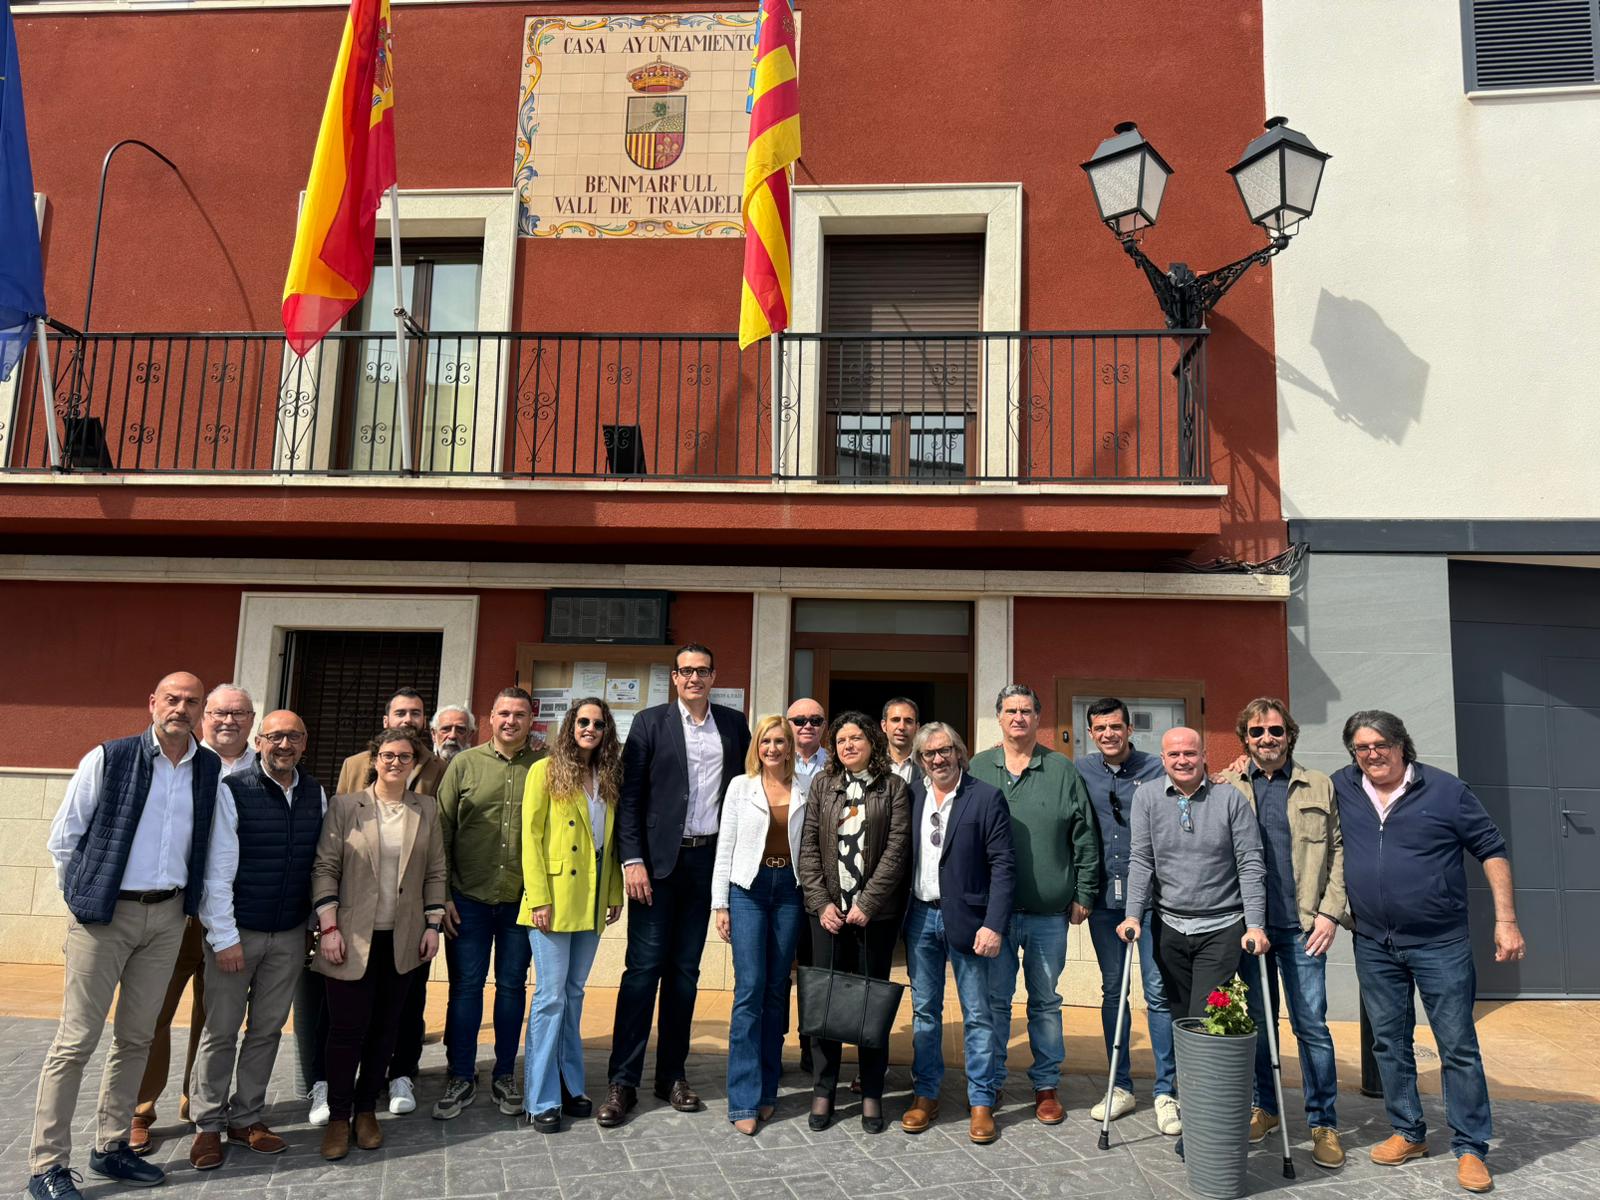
1118, 727, 1269, 1019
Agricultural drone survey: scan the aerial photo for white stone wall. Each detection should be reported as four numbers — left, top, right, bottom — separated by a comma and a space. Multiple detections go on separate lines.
0, 769, 72, 964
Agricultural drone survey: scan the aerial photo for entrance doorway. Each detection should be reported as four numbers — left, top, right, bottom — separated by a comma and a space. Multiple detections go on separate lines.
790, 599, 972, 745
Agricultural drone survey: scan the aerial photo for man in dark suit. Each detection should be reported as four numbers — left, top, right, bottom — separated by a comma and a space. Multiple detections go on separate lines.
900, 723, 1015, 1146
597, 643, 752, 1126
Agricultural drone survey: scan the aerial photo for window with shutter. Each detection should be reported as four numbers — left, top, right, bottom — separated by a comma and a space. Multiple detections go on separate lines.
821, 235, 984, 480
1462, 0, 1599, 91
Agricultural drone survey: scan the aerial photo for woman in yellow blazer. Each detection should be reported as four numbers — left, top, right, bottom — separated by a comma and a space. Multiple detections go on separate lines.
311, 729, 447, 1160
518, 696, 623, 1133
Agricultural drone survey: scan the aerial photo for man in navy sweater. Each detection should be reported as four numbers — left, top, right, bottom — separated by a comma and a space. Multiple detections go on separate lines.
1333, 710, 1525, 1196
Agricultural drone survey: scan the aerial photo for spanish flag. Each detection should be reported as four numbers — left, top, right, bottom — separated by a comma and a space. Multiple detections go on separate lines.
282, 0, 397, 357
738, 0, 800, 350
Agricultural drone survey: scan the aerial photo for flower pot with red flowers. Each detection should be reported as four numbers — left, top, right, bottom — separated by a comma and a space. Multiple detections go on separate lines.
1172, 976, 1258, 1200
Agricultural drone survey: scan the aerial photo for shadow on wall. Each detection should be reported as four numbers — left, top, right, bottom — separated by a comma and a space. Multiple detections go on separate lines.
1278, 288, 1429, 445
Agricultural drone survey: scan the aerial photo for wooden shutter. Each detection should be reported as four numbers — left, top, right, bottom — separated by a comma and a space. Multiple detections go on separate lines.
1464, 0, 1599, 90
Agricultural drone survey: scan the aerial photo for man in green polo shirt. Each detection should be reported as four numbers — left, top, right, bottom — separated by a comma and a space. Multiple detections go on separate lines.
970, 684, 1100, 1126
432, 687, 546, 1121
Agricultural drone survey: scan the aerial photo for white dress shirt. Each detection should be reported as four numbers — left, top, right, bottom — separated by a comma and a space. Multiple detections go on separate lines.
201, 767, 328, 951
891, 757, 914, 785
209, 743, 258, 778
1361, 762, 1416, 826
48, 729, 202, 893
913, 779, 950, 903
681, 700, 725, 837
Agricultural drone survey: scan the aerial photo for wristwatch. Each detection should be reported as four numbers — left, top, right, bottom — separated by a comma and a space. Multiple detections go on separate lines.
426, 920, 443, 933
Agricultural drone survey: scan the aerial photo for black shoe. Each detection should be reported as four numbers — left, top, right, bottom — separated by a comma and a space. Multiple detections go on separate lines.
653, 1079, 703, 1112
88, 1142, 165, 1188
808, 1102, 833, 1132
28, 1166, 84, 1200
560, 1079, 593, 1118
861, 1113, 886, 1134
596, 1083, 637, 1128
532, 1108, 562, 1134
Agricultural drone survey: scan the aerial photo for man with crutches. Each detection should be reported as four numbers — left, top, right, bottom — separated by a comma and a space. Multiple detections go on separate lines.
1219, 698, 1348, 1171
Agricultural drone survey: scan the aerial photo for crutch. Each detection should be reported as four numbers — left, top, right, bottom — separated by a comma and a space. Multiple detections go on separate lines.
1097, 927, 1138, 1151
1248, 938, 1296, 1179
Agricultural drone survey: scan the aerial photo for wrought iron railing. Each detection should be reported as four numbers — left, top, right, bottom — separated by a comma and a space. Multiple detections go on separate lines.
0, 328, 1209, 483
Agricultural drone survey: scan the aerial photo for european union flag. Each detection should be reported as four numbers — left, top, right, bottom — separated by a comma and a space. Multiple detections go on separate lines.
0, 0, 46, 383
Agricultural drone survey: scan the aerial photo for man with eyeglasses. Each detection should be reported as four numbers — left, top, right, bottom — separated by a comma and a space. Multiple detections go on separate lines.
901, 723, 1013, 1144
432, 687, 546, 1120
600, 644, 751, 1126
1332, 710, 1523, 1196
1074, 697, 1179, 1135
1119, 727, 1267, 1025
431, 705, 476, 763
969, 684, 1099, 1128
186, 711, 326, 1171
131, 683, 257, 1156
1216, 698, 1348, 1168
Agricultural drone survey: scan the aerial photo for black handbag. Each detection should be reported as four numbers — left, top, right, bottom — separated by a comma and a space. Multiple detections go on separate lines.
796, 925, 905, 1051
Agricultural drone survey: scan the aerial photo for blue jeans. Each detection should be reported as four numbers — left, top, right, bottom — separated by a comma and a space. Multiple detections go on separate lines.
444, 892, 533, 1080
1354, 933, 1491, 1159
1241, 923, 1338, 1129
906, 900, 998, 1106
1088, 907, 1176, 1098
523, 927, 601, 1115
726, 866, 804, 1121
988, 910, 1067, 1093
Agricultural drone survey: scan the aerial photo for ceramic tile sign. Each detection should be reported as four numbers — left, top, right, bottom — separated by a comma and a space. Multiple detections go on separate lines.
514, 12, 798, 238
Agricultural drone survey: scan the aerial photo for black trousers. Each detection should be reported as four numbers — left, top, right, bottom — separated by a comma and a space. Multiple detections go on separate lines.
292, 958, 329, 1094
808, 916, 899, 1101
607, 841, 715, 1088
388, 963, 428, 1080
323, 932, 418, 1120
1153, 917, 1245, 1019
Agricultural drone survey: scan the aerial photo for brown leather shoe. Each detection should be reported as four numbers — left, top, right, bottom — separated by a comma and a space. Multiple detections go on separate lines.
1457, 1153, 1492, 1193
227, 1123, 287, 1155
900, 1096, 939, 1133
321, 1119, 350, 1161
189, 1130, 224, 1171
353, 1111, 384, 1151
129, 1114, 154, 1157
596, 1083, 637, 1128
1370, 1133, 1429, 1165
1034, 1089, 1064, 1125
969, 1105, 997, 1144
653, 1079, 702, 1113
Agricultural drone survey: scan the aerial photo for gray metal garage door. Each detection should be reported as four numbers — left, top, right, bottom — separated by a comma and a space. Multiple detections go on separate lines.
1451, 560, 1600, 998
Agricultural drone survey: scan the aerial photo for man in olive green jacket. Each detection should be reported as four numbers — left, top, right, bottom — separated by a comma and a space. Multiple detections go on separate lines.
1218, 697, 1348, 1170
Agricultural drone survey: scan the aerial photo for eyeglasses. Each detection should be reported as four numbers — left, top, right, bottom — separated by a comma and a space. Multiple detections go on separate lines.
1177, 794, 1194, 833
673, 666, 714, 679
260, 730, 305, 745
574, 717, 607, 731
921, 746, 957, 761
207, 709, 253, 721
1352, 741, 1395, 757
1247, 724, 1287, 739
929, 808, 942, 847
376, 752, 415, 765
789, 715, 825, 727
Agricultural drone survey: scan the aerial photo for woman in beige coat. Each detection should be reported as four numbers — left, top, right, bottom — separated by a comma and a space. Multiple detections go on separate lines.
311, 729, 447, 1161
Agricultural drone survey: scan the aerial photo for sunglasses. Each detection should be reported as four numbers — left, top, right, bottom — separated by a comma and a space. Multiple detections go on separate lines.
1248, 724, 1287, 739
574, 717, 607, 731
929, 809, 942, 847
789, 715, 826, 727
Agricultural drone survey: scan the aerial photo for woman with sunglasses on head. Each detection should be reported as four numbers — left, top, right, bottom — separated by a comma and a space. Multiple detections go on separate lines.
518, 698, 624, 1133
795, 711, 911, 1133
311, 729, 447, 1161
711, 714, 809, 1135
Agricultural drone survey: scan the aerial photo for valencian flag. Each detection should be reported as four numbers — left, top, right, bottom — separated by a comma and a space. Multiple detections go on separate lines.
0, 0, 46, 383
737, 0, 799, 350
282, 0, 396, 357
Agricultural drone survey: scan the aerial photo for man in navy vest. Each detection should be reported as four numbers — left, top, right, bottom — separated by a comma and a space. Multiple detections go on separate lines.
31, 672, 220, 1200
187, 710, 326, 1171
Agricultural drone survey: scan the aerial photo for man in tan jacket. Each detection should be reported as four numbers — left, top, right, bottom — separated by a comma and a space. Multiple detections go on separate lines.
1219, 698, 1348, 1171
335, 688, 447, 797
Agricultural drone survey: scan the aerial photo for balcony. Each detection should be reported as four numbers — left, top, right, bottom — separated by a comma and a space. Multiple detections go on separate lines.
1, 329, 1211, 486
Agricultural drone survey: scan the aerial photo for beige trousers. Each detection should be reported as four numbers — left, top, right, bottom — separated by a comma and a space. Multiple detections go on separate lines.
30, 894, 187, 1173
190, 927, 303, 1132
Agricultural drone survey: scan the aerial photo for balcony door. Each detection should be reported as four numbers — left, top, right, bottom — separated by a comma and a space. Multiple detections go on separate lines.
821, 234, 983, 481
338, 241, 482, 472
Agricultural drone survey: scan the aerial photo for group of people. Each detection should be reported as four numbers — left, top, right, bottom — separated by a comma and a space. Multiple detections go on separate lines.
25, 647, 1524, 1199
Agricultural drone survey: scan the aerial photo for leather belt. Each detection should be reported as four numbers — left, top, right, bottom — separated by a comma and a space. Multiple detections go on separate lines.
917, 896, 941, 909
680, 834, 716, 848
762, 856, 791, 869
119, 888, 180, 904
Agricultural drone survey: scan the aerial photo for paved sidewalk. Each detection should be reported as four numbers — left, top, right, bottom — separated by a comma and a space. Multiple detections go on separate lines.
4, 1011, 1600, 1200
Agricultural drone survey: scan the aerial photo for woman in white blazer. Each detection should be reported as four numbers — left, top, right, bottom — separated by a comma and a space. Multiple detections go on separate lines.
712, 713, 807, 1135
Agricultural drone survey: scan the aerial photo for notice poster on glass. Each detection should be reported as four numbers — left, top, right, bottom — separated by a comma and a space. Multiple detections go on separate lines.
646, 662, 672, 706
606, 677, 642, 706
612, 708, 636, 743
710, 687, 745, 713
572, 661, 608, 696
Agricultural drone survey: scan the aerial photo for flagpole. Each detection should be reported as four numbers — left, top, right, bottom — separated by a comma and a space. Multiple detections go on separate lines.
32, 319, 61, 470
768, 330, 780, 479
386, 183, 415, 474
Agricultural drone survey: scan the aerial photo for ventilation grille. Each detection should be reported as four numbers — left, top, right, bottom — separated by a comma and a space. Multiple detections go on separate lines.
1466, 0, 1599, 90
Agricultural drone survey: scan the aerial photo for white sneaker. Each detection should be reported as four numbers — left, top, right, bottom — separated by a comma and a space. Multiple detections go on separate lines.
1154, 1093, 1182, 1135
1090, 1087, 1136, 1122
308, 1080, 330, 1126
388, 1075, 417, 1116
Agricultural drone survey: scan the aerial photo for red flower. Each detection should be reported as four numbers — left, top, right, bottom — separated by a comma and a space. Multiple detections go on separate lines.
1206, 990, 1231, 1008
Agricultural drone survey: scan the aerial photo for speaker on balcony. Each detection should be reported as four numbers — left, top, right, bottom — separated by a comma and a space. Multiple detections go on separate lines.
603, 423, 647, 475
63, 416, 114, 469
